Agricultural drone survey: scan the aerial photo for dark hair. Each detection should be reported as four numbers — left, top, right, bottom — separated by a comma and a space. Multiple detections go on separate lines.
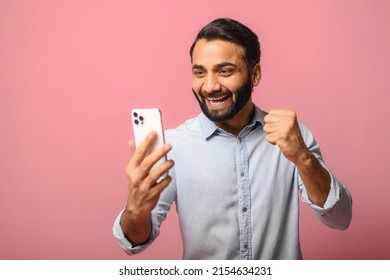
189, 18, 261, 68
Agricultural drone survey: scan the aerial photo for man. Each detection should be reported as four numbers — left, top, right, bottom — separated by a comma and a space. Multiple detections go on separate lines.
113, 18, 352, 259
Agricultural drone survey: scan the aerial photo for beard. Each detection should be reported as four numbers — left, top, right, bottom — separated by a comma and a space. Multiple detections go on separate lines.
192, 77, 253, 122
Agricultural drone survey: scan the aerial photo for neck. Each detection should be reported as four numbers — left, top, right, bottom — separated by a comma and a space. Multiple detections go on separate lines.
215, 101, 254, 136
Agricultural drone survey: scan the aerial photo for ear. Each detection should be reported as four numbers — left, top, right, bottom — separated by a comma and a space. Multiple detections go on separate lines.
251, 63, 261, 86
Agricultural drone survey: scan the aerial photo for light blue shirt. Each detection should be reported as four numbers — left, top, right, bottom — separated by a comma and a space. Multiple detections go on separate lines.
113, 105, 352, 259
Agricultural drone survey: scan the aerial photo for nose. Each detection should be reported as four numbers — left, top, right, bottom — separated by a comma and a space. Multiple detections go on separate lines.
203, 74, 221, 94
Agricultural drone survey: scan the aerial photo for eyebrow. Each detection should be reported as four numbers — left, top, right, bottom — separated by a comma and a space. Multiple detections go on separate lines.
192, 62, 238, 70
216, 62, 238, 68
192, 64, 205, 70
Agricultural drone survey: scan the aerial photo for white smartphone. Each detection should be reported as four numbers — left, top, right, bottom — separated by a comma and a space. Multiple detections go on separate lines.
131, 108, 167, 175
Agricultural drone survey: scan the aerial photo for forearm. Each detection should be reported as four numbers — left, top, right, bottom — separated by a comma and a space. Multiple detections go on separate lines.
120, 209, 152, 246
295, 149, 331, 208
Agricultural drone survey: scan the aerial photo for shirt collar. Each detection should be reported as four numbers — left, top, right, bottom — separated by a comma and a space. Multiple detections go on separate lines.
198, 104, 266, 140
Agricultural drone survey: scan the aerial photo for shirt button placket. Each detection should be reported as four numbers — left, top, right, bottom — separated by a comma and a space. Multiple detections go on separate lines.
236, 134, 252, 260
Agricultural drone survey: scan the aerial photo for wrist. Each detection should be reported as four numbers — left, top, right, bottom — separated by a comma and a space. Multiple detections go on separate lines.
123, 205, 150, 223
294, 147, 313, 168
120, 207, 152, 245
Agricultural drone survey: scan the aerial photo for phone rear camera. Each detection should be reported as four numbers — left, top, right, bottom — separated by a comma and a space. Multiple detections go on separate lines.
134, 119, 139, 125
139, 116, 144, 121
133, 112, 138, 118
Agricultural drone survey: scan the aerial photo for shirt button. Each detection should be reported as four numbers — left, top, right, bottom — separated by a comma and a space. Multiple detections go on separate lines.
243, 243, 248, 249
240, 171, 245, 177
242, 207, 247, 213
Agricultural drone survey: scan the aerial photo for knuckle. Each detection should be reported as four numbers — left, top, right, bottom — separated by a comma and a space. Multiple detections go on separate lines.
288, 110, 297, 118
144, 170, 156, 183
128, 176, 139, 189
265, 134, 273, 142
127, 169, 142, 187
141, 156, 154, 170
136, 146, 148, 158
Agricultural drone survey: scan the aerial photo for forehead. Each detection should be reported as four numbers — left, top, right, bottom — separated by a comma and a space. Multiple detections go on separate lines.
192, 39, 245, 66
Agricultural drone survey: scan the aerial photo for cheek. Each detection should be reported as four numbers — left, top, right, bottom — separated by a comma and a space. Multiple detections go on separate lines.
223, 80, 242, 95
192, 79, 202, 92
191, 86, 202, 101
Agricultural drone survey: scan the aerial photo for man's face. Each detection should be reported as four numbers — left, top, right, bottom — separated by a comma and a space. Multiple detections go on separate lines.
191, 39, 257, 122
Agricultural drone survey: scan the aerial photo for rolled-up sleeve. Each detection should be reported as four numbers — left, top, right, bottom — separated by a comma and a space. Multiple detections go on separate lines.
298, 123, 353, 230
300, 168, 353, 230
112, 209, 159, 255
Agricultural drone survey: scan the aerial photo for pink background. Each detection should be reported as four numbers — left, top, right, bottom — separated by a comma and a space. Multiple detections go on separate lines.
1, 0, 389, 259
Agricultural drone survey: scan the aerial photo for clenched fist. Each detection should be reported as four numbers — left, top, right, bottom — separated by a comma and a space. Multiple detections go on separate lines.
263, 109, 310, 165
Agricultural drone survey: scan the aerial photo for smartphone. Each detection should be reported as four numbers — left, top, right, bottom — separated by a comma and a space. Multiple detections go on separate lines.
131, 108, 167, 175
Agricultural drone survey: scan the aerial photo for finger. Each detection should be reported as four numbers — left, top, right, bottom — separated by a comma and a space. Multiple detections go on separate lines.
268, 109, 296, 116
137, 143, 172, 177
129, 131, 158, 167
129, 139, 136, 156
148, 175, 173, 198
265, 109, 297, 123
126, 139, 147, 182
142, 159, 175, 189
265, 133, 278, 145
126, 140, 137, 180
263, 122, 280, 134
126, 135, 170, 186
264, 113, 282, 124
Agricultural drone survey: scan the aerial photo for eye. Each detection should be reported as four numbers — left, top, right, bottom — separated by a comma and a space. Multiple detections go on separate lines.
193, 69, 206, 78
219, 68, 233, 76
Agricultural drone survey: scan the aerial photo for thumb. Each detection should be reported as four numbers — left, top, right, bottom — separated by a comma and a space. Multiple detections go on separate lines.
129, 139, 136, 156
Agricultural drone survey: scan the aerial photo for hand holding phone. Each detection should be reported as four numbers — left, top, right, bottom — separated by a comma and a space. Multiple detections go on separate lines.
121, 108, 173, 244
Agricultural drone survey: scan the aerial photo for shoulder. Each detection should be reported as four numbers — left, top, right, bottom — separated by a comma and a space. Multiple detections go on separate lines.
165, 114, 203, 142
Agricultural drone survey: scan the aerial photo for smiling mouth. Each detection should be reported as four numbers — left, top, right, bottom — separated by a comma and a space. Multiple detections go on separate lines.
207, 95, 230, 108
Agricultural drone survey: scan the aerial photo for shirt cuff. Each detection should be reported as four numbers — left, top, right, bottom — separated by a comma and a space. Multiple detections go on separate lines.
112, 209, 155, 255
298, 162, 343, 210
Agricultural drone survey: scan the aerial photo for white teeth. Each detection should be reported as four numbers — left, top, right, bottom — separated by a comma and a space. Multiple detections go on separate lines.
207, 95, 228, 101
